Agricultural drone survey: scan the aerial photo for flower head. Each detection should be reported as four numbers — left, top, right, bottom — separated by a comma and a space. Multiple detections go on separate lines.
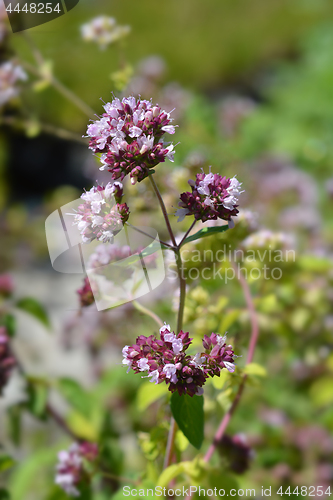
69, 183, 129, 244
0, 327, 16, 395
122, 325, 236, 397
86, 96, 177, 184
0, 273, 14, 297
176, 169, 243, 223
55, 442, 98, 497
0, 61, 27, 106
81, 16, 130, 49
77, 277, 96, 307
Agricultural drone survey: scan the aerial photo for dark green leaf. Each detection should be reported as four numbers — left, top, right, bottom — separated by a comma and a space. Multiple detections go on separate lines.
57, 378, 93, 418
0, 489, 11, 500
1, 314, 16, 337
182, 225, 229, 246
170, 393, 204, 450
204, 469, 239, 498
0, 455, 16, 473
25, 379, 48, 419
15, 298, 50, 329
77, 484, 92, 500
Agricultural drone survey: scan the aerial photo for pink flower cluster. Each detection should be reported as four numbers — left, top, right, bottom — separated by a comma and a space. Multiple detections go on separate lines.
77, 277, 96, 308
55, 442, 98, 497
0, 273, 14, 297
176, 169, 243, 224
86, 96, 176, 185
0, 327, 16, 395
122, 324, 236, 397
69, 182, 129, 243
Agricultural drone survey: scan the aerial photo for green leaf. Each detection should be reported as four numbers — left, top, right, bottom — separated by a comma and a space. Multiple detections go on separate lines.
57, 378, 93, 418
9, 447, 58, 500
25, 378, 48, 419
310, 376, 333, 407
170, 393, 204, 450
157, 462, 187, 488
67, 411, 99, 441
0, 489, 11, 500
243, 363, 267, 377
15, 298, 50, 328
211, 369, 229, 389
1, 314, 16, 337
204, 469, 239, 497
137, 381, 168, 411
219, 309, 241, 332
175, 430, 189, 452
0, 455, 16, 473
182, 225, 229, 246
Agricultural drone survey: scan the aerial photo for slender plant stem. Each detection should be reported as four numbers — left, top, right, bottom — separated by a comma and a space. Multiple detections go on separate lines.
175, 249, 186, 334
163, 248, 187, 470
0, 116, 87, 145
149, 176, 177, 247
132, 300, 163, 328
100, 470, 138, 485
178, 221, 196, 248
184, 263, 259, 500
125, 223, 175, 249
163, 416, 177, 470
50, 76, 96, 118
21, 35, 96, 118
203, 261, 259, 462
46, 403, 78, 440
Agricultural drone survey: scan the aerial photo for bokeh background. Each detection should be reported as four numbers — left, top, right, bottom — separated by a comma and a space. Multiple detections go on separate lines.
0, 0, 333, 498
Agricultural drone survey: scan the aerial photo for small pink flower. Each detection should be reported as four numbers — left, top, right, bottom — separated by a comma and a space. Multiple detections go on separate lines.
55, 442, 98, 497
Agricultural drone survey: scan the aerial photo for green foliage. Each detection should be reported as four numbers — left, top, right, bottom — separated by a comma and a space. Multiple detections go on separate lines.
136, 382, 168, 412
0, 314, 16, 337
15, 297, 50, 328
24, 377, 49, 419
57, 378, 93, 418
0, 490, 11, 500
0, 455, 16, 474
170, 393, 204, 450
182, 225, 229, 246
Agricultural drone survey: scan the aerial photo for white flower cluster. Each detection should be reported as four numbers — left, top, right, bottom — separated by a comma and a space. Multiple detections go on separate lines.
0, 61, 27, 106
69, 182, 128, 244
81, 16, 130, 49
242, 230, 295, 250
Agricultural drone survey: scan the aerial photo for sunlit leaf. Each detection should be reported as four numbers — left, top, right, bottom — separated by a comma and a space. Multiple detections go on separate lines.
0, 455, 16, 473
243, 363, 267, 377
137, 382, 168, 411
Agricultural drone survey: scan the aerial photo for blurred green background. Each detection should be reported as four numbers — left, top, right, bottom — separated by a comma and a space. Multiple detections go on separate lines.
0, 0, 333, 498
